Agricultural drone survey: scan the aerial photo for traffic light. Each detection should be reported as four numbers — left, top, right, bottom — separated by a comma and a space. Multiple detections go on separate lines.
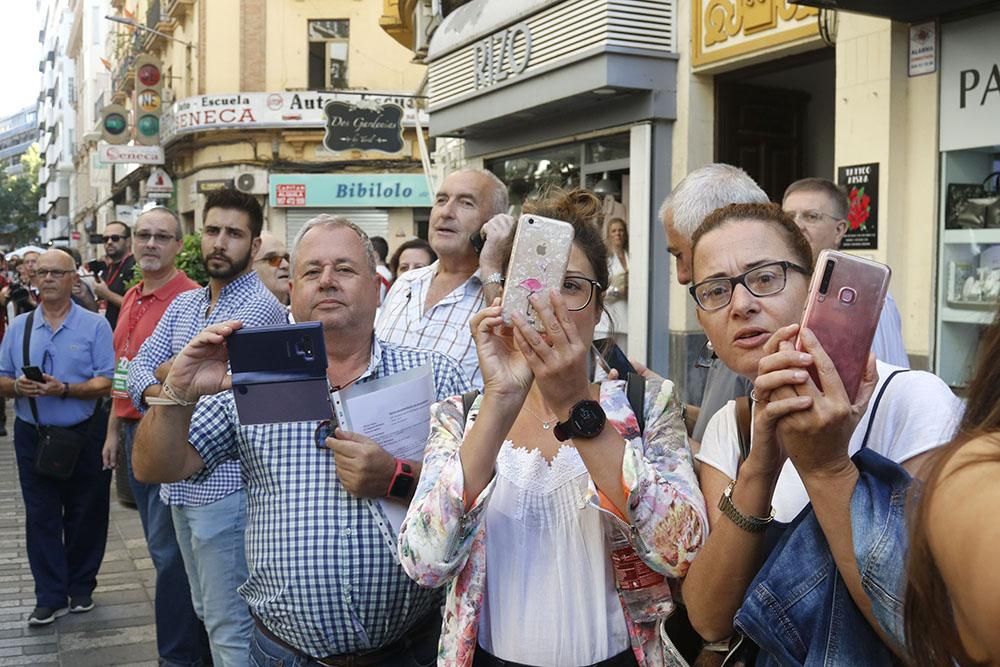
100, 104, 130, 145
133, 55, 163, 145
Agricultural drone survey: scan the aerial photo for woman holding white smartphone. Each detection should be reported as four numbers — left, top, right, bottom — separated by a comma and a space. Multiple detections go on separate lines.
398, 188, 707, 667
679, 203, 961, 664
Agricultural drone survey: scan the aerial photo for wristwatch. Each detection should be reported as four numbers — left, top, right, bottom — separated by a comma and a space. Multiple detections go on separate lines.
386, 459, 416, 500
718, 480, 774, 534
482, 272, 504, 288
553, 400, 606, 442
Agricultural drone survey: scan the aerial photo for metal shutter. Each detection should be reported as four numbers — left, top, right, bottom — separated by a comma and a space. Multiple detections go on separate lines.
285, 209, 390, 246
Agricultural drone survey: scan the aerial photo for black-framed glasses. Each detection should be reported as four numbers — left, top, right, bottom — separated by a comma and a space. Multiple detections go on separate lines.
135, 231, 179, 245
257, 253, 290, 268
103, 234, 127, 243
562, 276, 603, 312
35, 268, 74, 278
689, 261, 810, 312
785, 209, 839, 225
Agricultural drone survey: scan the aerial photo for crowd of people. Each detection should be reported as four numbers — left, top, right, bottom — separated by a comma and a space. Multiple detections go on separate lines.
0, 165, 994, 667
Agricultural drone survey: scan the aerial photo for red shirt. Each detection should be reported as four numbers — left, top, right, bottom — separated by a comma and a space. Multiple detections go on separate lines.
113, 270, 200, 419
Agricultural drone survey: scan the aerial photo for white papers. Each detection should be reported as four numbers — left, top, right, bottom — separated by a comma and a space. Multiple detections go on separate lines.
332, 365, 435, 546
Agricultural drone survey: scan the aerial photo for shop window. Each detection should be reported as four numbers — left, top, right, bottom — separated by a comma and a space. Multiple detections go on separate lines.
308, 19, 349, 90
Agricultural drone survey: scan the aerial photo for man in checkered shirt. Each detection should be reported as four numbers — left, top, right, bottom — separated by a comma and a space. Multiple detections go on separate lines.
376, 168, 513, 389
132, 215, 470, 665
127, 190, 287, 666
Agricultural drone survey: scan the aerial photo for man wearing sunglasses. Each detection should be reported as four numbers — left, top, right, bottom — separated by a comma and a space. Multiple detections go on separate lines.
0, 250, 115, 626
782, 177, 908, 367
253, 232, 290, 308
93, 221, 136, 330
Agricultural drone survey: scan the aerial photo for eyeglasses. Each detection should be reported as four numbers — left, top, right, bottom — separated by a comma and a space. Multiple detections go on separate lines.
135, 231, 178, 245
103, 234, 127, 243
35, 268, 74, 278
689, 261, 810, 312
785, 209, 840, 225
562, 276, 603, 312
257, 253, 289, 267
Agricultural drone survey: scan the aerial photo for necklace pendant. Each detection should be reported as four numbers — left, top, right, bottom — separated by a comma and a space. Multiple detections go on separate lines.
542, 422, 552, 430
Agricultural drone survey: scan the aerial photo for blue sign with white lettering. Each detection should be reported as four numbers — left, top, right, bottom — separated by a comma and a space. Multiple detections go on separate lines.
269, 174, 432, 208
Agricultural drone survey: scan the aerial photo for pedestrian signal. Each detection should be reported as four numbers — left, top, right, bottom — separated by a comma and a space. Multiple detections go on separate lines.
100, 104, 130, 145
134, 56, 163, 146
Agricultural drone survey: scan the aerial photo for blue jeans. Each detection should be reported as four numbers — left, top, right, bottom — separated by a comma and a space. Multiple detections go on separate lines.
249, 621, 439, 667
172, 489, 253, 667
121, 420, 209, 666
13, 418, 111, 608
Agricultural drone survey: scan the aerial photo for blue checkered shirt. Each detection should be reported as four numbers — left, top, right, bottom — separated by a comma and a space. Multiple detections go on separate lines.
186, 338, 470, 656
127, 271, 288, 507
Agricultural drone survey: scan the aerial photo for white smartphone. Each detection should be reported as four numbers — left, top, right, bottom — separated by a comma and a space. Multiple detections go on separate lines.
500, 214, 575, 330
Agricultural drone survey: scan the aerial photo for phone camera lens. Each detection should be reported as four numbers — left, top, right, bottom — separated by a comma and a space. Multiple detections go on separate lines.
819, 259, 835, 295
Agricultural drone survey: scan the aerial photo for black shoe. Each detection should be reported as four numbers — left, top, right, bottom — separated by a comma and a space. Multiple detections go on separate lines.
28, 606, 68, 625
69, 595, 94, 613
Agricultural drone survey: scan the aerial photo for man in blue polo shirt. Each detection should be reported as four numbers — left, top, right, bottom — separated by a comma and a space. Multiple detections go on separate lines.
0, 250, 115, 626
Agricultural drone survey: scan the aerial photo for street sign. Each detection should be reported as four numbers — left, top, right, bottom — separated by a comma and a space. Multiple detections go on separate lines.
146, 168, 174, 197
98, 141, 165, 165
323, 102, 404, 153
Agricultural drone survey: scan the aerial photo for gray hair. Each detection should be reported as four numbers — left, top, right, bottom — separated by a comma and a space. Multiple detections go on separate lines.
290, 214, 378, 275
137, 204, 183, 240
449, 168, 509, 218
660, 163, 769, 239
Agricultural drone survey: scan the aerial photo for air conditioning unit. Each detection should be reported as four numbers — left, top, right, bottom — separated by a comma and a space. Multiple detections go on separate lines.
234, 170, 268, 195
413, 0, 440, 60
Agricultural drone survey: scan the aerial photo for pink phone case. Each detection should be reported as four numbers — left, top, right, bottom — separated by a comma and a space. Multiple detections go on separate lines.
797, 250, 890, 403
501, 214, 575, 330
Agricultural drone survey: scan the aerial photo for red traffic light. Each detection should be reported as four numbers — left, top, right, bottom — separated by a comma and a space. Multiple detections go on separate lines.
138, 63, 161, 87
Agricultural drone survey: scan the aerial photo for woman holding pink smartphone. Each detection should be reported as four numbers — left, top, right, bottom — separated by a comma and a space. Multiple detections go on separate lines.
679, 203, 962, 664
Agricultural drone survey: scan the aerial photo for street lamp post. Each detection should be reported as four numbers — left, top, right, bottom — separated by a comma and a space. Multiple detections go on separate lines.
105, 15, 198, 50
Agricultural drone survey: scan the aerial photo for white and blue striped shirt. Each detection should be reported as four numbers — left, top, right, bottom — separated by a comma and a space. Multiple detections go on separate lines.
186, 338, 469, 657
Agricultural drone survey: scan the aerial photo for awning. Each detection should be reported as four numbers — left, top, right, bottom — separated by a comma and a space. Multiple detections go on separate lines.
790, 0, 998, 23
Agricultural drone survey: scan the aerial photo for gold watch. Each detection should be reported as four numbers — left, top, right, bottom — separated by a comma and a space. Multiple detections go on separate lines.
718, 479, 774, 534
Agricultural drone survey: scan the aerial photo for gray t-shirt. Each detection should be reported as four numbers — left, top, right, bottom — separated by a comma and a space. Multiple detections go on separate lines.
692, 356, 752, 442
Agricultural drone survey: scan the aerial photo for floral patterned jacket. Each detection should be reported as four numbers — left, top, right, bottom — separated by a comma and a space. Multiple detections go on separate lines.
398, 378, 708, 667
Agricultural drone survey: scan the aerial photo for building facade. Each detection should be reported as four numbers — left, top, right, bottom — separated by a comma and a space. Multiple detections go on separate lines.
77, 0, 431, 253
0, 106, 39, 176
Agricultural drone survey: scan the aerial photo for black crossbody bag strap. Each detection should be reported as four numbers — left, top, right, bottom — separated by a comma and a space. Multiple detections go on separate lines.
22, 310, 42, 428
859, 369, 910, 450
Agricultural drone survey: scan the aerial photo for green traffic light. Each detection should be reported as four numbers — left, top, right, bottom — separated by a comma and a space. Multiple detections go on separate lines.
137, 114, 160, 136
105, 113, 127, 135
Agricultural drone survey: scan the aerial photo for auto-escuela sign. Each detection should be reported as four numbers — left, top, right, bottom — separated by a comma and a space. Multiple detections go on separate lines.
323, 102, 405, 153
161, 91, 427, 143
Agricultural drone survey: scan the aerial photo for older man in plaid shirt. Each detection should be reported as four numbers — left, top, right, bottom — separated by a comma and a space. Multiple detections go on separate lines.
376, 168, 512, 389
133, 215, 469, 665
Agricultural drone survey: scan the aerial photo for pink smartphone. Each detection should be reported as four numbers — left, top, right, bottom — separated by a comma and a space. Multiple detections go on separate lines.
501, 214, 575, 330
797, 250, 890, 403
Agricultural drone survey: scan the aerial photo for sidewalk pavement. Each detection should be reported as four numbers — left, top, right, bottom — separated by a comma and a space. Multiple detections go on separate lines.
0, 417, 158, 666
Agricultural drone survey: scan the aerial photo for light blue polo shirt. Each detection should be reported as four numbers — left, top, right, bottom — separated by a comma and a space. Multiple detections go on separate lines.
0, 303, 115, 427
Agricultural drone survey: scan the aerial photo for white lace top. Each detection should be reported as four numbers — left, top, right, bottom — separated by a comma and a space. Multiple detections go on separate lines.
477, 441, 630, 666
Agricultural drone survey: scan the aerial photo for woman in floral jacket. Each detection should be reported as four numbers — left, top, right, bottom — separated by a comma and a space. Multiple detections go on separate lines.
398, 188, 708, 667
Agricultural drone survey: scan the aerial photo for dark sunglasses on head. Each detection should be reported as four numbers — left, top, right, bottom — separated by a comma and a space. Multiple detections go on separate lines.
257, 253, 289, 267
103, 234, 127, 243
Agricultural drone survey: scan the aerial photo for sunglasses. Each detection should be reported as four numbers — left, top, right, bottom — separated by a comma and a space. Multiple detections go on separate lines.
257, 253, 289, 267
103, 234, 127, 243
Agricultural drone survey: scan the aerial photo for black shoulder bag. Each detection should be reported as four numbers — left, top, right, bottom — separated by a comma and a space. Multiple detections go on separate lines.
22, 310, 87, 480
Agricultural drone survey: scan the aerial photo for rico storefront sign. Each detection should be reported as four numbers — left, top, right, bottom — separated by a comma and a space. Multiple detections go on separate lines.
98, 141, 165, 165
161, 91, 428, 143
269, 174, 431, 208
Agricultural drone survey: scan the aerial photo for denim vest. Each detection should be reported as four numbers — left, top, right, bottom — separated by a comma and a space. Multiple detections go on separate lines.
732, 371, 913, 666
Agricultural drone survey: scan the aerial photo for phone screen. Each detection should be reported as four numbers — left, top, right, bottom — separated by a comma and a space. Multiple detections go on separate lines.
22, 366, 44, 382
593, 338, 636, 378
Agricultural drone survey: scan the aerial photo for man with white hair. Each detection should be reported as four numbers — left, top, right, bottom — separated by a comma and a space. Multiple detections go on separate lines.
253, 232, 291, 308
132, 214, 469, 665
660, 163, 769, 442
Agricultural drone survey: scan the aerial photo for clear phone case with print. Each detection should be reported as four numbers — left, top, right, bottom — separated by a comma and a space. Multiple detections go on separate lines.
501, 214, 575, 330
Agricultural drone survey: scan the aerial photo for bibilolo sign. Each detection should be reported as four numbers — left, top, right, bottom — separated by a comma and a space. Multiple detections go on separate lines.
323, 101, 405, 153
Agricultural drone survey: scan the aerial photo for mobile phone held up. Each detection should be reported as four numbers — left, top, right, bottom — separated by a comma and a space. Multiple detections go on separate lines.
226, 322, 333, 425
22, 366, 45, 383
593, 337, 636, 379
797, 250, 890, 404
500, 214, 575, 330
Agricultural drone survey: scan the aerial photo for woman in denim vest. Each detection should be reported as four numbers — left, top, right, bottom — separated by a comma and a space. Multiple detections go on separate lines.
680, 203, 961, 665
